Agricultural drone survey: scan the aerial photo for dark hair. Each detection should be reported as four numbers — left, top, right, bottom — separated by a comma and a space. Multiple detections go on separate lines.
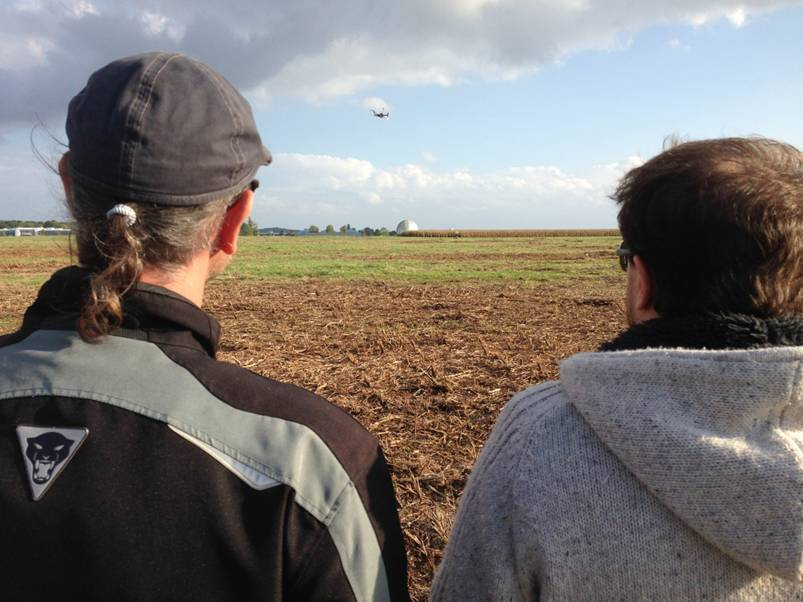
614, 137, 803, 318
66, 181, 231, 342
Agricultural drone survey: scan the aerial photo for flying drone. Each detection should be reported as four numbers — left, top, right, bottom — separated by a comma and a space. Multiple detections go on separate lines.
371, 108, 390, 119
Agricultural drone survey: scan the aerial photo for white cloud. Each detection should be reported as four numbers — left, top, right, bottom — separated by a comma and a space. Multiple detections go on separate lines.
362, 96, 391, 112
67, 0, 99, 18
360, 191, 383, 205
256, 151, 642, 228
14, 0, 96, 16
688, 5, 753, 28
726, 8, 748, 27
0, 36, 53, 70
422, 151, 438, 163
1, 0, 799, 123
140, 11, 185, 41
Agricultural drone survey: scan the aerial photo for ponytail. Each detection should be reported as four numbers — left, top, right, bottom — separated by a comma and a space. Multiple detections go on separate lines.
78, 209, 143, 341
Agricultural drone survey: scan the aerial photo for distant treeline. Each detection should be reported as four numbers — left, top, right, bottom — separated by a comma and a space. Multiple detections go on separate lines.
0, 220, 73, 229
401, 229, 620, 238
307, 224, 395, 236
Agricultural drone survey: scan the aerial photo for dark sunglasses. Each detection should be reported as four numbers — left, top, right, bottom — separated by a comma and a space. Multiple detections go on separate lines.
616, 241, 633, 272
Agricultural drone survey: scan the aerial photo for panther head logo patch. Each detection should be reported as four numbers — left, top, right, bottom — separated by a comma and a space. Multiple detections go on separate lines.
16, 425, 89, 501
26, 432, 74, 484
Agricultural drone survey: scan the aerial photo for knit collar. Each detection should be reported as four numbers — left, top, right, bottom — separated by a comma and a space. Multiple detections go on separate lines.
600, 312, 803, 352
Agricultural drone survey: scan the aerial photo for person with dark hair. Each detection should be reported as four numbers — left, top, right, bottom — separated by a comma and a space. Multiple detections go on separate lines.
0, 53, 408, 602
432, 137, 803, 601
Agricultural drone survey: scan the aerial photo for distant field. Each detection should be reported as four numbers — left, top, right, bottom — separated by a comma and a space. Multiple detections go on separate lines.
0, 234, 627, 600
402, 228, 620, 238
231, 235, 623, 283
0, 234, 624, 286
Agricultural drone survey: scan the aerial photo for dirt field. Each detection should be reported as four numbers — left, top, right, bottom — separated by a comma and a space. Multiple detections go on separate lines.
0, 236, 626, 600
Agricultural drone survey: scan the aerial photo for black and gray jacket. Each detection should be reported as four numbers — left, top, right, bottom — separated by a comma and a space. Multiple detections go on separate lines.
0, 267, 409, 602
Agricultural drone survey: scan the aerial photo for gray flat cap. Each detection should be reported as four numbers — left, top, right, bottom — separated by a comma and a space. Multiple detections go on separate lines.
66, 52, 272, 206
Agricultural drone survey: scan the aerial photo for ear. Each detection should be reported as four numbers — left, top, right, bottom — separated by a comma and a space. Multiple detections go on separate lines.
629, 255, 659, 322
58, 153, 72, 198
214, 189, 254, 256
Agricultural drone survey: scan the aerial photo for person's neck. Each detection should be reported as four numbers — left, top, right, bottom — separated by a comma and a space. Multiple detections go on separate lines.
139, 254, 209, 307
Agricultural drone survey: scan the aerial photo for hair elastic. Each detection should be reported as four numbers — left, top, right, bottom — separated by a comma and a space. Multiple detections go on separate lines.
105, 204, 137, 227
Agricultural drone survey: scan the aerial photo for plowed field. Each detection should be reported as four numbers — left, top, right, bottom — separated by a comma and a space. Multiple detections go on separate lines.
0, 235, 626, 600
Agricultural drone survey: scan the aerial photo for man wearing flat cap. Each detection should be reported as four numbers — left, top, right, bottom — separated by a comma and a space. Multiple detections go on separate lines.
0, 53, 408, 602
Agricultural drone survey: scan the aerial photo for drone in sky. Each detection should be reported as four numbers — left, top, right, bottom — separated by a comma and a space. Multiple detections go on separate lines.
371, 108, 390, 119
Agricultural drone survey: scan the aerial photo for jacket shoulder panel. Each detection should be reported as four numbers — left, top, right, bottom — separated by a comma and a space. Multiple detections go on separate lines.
160, 344, 382, 477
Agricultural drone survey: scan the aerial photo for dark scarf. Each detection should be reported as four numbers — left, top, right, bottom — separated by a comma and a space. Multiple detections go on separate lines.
600, 313, 803, 352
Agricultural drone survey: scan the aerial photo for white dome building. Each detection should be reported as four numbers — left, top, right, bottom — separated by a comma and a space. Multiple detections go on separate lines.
396, 219, 419, 235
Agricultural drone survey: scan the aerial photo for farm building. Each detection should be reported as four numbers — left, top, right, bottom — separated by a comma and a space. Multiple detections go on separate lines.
396, 219, 419, 235
0, 227, 72, 237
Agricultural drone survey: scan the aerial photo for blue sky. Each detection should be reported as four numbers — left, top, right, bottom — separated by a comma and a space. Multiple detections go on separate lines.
1, 1, 802, 229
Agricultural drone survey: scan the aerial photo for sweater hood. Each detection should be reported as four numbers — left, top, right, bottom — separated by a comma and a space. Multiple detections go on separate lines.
561, 344, 803, 581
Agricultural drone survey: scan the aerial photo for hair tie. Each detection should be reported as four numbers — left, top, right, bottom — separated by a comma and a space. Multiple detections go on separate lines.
106, 204, 137, 227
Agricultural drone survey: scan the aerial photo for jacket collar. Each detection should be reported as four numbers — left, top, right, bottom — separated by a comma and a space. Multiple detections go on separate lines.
600, 312, 803, 352
21, 266, 221, 357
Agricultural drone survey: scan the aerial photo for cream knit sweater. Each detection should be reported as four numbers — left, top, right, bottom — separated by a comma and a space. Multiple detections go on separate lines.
432, 346, 803, 601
